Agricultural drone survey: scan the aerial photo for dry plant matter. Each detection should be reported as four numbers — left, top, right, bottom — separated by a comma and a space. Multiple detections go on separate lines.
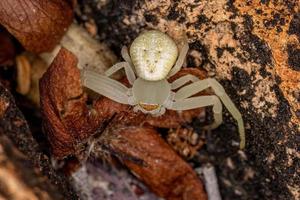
0, 0, 73, 53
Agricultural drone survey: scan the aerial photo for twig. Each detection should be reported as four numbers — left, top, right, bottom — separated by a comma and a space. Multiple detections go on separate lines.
200, 163, 222, 200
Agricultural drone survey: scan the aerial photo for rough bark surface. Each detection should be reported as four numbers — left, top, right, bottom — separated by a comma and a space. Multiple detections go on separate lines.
0, 84, 77, 199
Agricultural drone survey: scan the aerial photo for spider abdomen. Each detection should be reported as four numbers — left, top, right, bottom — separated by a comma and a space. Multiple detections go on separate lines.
130, 30, 178, 81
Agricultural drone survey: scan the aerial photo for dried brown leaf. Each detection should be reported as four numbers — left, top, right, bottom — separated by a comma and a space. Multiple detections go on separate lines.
16, 55, 31, 95
0, 0, 73, 53
24, 53, 49, 106
40, 48, 98, 158
105, 126, 207, 200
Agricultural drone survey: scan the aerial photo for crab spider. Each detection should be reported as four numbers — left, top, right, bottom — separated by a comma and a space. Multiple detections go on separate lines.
81, 30, 245, 149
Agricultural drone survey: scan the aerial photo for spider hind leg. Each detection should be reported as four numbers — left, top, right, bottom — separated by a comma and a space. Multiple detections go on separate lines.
170, 78, 245, 149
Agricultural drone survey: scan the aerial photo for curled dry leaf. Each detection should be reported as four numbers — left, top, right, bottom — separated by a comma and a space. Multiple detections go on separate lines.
40, 48, 100, 157
15, 52, 49, 105
102, 126, 207, 200
0, 0, 73, 53
16, 55, 31, 95
40, 48, 207, 199
25, 54, 49, 105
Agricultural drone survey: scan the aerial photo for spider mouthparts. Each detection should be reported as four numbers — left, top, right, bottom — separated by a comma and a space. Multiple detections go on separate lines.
139, 103, 160, 111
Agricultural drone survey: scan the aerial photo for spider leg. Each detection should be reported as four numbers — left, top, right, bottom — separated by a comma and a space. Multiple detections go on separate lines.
121, 46, 137, 80
105, 61, 136, 85
171, 74, 200, 90
121, 46, 134, 67
168, 41, 189, 78
170, 95, 223, 130
82, 70, 131, 105
172, 78, 245, 149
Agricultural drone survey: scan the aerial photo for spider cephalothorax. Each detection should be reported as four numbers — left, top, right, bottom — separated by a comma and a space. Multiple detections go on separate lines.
81, 30, 245, 148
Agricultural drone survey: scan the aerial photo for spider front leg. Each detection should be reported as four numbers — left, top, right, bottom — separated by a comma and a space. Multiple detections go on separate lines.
121, 46, 134, 68
105, 61, 136, 85
104, 46, 136, 85
82, 70, 132, 105
168, 41, 189, 78
170, 78, 245, 149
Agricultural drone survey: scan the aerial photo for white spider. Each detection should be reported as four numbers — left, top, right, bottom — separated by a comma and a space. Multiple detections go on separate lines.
81, 30, 245, 149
